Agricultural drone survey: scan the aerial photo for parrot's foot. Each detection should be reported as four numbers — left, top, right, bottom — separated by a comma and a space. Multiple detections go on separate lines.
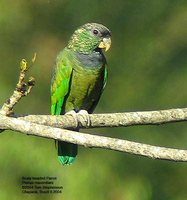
65, 110, 78, 128
77, 110, 90, 127
65, 110, 90, 128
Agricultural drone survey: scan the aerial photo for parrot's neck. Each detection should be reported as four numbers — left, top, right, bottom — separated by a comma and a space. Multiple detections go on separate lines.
74, 50, 106, 70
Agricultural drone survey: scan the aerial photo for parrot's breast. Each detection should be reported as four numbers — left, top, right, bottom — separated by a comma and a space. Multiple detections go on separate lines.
64, 51, 106, 113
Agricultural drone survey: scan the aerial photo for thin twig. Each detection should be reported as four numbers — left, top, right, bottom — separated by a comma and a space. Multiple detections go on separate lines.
0, 54, 36, 116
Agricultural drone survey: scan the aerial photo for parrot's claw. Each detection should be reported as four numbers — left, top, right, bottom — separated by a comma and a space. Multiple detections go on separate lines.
65, 110, 78, 128
77, 110, 90, 127
65, 110, 90, 128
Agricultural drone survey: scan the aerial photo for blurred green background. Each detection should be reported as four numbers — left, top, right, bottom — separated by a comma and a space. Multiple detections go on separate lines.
0, 0, 187, 199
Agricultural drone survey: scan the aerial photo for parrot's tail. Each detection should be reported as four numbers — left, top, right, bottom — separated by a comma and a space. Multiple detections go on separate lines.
57, 141, 78, 165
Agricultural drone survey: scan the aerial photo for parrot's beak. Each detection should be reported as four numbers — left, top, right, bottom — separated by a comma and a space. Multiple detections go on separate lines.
98, 37, 111, 51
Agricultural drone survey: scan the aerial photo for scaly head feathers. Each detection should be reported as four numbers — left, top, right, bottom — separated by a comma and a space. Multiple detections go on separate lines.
67, 23, 111, 54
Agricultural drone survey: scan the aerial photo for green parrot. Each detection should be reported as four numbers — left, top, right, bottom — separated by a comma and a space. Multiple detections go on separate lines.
51, 23, 111, 165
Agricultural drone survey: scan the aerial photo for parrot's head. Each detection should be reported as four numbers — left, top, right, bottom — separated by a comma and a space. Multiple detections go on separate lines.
67, 23, 111, 54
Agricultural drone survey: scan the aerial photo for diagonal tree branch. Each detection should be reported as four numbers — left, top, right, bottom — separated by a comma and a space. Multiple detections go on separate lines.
0, 114, 187, 162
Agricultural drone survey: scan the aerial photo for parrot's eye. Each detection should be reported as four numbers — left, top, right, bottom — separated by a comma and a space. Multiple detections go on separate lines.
93, 29, 99, 35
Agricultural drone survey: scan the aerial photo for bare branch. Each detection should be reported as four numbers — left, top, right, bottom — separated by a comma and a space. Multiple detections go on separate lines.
1, 55, 187, 163
16, 108, 187, 129
0, 114, 187, 162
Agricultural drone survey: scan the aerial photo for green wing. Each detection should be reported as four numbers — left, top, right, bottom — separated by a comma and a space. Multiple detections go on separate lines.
103, 65, 108, 90
51, 50, 77, 166
51, 51, 73, 115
